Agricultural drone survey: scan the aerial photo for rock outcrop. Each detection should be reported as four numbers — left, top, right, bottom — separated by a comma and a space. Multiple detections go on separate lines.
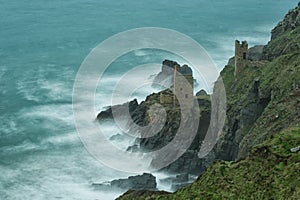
262, 3, 300, 60
152, 59, 197, 88
227, 45, 265, 67
97, 99, 139, 120
218, 2, 300, 161
92, 173, 157, 191
97, 89, 211, 175
152, 60, 179, 88
270, 2, 300, 40
248, 45, 264, 61
215, 77, 271, 160
117, 3, 300, 199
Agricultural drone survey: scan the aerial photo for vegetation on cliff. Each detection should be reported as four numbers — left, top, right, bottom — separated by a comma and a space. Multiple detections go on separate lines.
117, 3, 300, 199
117, 126, 300, 199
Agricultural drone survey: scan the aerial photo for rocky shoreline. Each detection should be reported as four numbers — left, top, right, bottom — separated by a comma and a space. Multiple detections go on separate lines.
96, 2, 300, 197
96, 60, 213, 191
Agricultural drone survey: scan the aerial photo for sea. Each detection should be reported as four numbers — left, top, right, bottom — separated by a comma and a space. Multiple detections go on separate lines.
0, 0, 298, 199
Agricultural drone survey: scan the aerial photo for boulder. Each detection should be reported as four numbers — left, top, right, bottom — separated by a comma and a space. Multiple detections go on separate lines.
248, 45, 264, 61
92, 173, 157, 191
111, 173, 156, 190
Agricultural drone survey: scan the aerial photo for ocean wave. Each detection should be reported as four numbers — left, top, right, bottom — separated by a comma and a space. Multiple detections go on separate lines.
0, 103, 75, 148
15, 65, 74, 103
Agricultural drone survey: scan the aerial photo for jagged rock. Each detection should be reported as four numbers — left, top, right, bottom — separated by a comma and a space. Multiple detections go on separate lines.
97, 99, 139, 120
248, 45, 264, 61
263, 3, 300, 60
111, 173, 156, 190
152, 60, 180, 88
216, 78, 271, 161
117, 4, 300, 199
92, 173, 157, 191
152, 59, 197, 88
271, 3, 300, 40
97, 89, 211, 175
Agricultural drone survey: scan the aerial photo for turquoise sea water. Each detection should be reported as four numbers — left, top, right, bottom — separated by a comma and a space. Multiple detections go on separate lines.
0, 0, 299, 199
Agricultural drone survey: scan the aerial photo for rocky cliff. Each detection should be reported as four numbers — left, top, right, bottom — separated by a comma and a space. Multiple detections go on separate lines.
216, 1, 300, 161
97, 87, 212, 175
262, 2, 300, 60
117, 2, 300, 199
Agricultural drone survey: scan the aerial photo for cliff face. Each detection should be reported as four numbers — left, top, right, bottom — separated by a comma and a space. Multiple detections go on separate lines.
117, 2, 300, 199
98, 88, 212, 175
270, 2, 300, 41
263, 2, 300, 60
118, 126, 300, 199
216, 3, 300, 160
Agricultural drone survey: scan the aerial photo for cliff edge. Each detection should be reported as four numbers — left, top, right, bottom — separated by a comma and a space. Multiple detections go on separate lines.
117, 2, 300, 199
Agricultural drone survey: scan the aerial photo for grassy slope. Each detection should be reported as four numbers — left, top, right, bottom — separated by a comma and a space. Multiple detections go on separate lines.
118, 125, 300, 200
149, 126, 300, 200
118, 27, 300, 200
219, 43, 300, 159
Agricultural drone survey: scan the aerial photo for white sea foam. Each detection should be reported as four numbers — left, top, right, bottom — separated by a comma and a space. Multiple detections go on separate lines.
0, 148, 129, 200
95, 64, 162, 111
16, 66, 73, 103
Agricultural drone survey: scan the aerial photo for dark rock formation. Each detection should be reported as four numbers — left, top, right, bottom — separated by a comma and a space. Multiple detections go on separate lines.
215, 78, 271, 161
117, 3, 300, 199
111, 173, 156, 190
152, 59, 197, 88
92, 173, 157, 191
263, 3, 300, 60
271, 2, 300, 40
248, 45, 264, 61
96, 85, 207, 174
139, 95, 211, 175
227, 45, 265, 67
152, 60, 179, 88
97, 87, 212, 175
97, 99, 139, 120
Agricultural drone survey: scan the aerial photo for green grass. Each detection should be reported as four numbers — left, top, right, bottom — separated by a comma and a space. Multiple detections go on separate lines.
118, 126, 300, 200
238, 52, 300, 157
263, 26, 300, 60
117, 24, 300, 200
